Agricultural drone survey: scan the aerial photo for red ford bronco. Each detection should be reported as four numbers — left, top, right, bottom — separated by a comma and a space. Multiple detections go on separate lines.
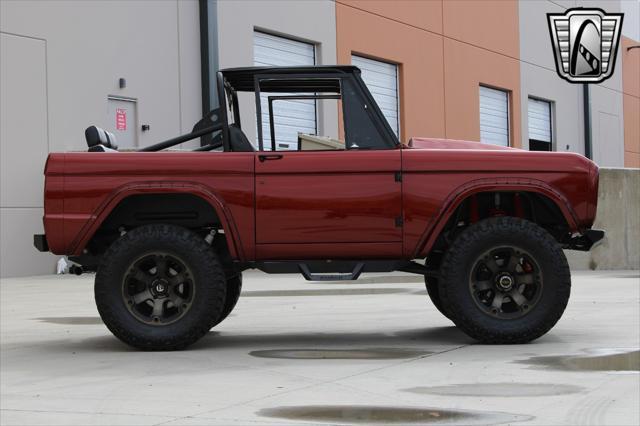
34, 66, 603, 350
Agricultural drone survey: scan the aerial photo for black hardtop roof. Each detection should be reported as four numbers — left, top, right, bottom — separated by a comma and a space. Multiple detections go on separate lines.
220, 65, 360, 92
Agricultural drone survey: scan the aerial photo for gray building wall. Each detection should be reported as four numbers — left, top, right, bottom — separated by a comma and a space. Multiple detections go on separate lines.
0, 0, 202, 277
519, 0, 585, 155
579, 0, 626, 168
215, 0, 338, 144
518, 0, 627, 167
620, 0, 640, 40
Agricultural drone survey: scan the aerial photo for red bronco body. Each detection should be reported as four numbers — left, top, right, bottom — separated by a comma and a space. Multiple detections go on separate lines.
35, 66, 603, 350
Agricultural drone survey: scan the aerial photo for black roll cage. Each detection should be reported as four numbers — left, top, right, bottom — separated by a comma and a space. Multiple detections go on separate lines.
138, 66, 399, 152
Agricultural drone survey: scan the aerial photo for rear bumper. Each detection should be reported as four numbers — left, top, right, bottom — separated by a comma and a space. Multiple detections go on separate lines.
568, 229, 605, 251
33, 234, 49, 252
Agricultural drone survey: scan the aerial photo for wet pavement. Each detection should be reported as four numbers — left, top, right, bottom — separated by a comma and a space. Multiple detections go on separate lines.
249, 348, 431, 360
257, 405, 532, 424
1, 270, 638, 425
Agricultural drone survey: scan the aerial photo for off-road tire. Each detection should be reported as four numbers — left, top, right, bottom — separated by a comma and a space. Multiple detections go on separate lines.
439, 217, 570, 344
213, 274, 242, 327
95, 224, 226, 350
425, 277, 451, 320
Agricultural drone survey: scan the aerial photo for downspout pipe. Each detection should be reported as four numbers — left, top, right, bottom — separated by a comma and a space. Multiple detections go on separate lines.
198, 0, 210, 146
198, 0, 219, 146
583, 84, 592, 160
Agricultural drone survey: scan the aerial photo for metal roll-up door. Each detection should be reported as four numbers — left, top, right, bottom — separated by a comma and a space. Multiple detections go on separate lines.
528, 98, 552, 151
351, 55, 399, 138
479, 86, 509, 146
253, 31, 315, 150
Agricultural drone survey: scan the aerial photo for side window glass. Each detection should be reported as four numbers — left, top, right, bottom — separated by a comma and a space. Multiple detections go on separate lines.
342, 78, 392, 150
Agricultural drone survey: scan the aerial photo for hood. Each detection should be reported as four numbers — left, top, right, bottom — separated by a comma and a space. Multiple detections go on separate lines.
407, 137, 516, 151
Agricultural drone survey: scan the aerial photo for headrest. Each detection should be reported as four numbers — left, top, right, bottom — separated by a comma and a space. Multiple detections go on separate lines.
85, 126, 118, 149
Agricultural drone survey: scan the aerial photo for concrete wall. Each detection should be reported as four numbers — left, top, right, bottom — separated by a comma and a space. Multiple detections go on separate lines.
0, 0, 202, 277
566, 168, 640, 270
216, 0, 338, 144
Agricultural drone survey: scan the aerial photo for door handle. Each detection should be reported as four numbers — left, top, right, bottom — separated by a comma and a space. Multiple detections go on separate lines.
258, 154, 283, 162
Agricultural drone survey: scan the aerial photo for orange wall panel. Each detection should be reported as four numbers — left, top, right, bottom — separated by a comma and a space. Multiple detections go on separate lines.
622, 36, 640, 167
337, 0, 443, 34
336, 2, 446, 142
443, 37, 521, 146
624, 94, 640, 168
626, 153, 640, 169
622, 37, 640, 98
443, 0, 519, 58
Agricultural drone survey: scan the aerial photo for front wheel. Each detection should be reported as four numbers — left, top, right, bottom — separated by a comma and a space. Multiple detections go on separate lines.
425, 277, 451, 320
438, 217, 571, 344
95, 224, 226, 350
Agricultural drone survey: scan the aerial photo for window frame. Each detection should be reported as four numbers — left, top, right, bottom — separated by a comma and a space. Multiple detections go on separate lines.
266, 93, 342, 151
253, 73, 398, 151
527, 96, 554, 152
351, 54, 401, 140
479, 84, 511, 147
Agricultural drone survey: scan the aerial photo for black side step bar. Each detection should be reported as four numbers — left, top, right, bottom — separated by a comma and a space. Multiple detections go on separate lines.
298, 263, 365, 281
240, 259, 434, 282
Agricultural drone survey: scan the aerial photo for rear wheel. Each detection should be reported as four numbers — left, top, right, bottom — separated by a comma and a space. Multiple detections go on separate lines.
212, 274, 242, 327
439, 217, 570, 344
95, 224, 226, 350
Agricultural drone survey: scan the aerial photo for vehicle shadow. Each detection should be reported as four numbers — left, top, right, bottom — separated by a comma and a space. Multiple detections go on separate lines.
191, 325, 473, 351
6, 325, 471, 354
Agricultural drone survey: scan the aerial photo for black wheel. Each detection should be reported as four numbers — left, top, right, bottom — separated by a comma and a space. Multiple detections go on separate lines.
439, 217, 570, 344
95, 224, 226, 350
212, 274, 242, 327
425, 277, 451, 320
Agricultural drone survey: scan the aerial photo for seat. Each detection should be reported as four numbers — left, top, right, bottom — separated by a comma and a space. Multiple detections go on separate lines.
84, 125, 118, 152
228, 124, 255, 152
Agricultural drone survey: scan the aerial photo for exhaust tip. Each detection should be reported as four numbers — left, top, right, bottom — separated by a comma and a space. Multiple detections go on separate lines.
69, 265, 83, 276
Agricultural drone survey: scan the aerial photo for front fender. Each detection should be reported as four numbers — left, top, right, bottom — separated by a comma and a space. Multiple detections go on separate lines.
414, 177, 580, 258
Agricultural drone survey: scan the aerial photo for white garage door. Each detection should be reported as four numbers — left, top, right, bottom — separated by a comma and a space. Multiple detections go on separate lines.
479, 86, 509, 146
254, 31, 315, 150
528, 97, 552, 151
352, 55, 399, 137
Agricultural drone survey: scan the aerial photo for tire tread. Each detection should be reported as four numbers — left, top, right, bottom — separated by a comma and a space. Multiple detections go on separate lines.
438, 217, 571, 344
95, 224, 226, 351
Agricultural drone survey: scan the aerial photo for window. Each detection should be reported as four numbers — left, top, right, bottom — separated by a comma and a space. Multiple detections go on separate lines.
479, 86, 510, 146
252, 74, 396, 152
261, 90, 344, 152
351, 55, 399, 138
253, 31, 316, 150
528, 97, 552, 151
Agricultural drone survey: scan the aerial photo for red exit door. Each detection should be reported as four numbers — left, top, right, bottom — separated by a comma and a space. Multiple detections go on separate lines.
254, 149, 402, 259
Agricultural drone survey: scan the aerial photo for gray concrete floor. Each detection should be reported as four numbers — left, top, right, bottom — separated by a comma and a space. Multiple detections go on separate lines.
1, 270, 639, 426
